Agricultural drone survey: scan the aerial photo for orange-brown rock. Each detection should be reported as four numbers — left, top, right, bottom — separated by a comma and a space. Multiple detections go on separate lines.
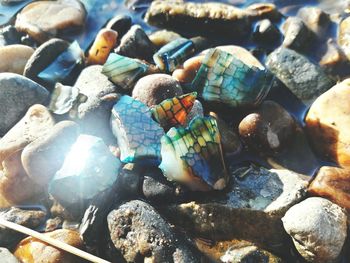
87, 29, 118, 65
309, 166, 350, 210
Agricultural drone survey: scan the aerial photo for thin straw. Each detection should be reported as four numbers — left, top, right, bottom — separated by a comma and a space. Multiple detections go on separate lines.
0, 218, 111, 263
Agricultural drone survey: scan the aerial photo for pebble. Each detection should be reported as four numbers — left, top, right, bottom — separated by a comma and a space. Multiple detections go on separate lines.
238, 101, 296, 155
0, 248, 19, 263
0, 45, 34, 74
108, 200, 201, 262
338, 16, 350, 61
282, 197, 347, 263
132, 74, 183, 107
87, 29, 118, 65
253, 19, 282, 46
0, 25, 22, 47
309, 166, 350, 211
115, 25, 156, 62
305, 79, 350, 166
266, 47, 335, 104
21, 121, 80, 187
15, 0, 86, 43
0, 73, 50, 136
297, 6, 331, 38
14, 229, 84, 263
105, 14, 132, 38
245, 3, 281, 21
149, 29, 182, 48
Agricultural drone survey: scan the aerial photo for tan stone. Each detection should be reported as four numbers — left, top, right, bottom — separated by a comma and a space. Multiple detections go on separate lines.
87, 29, 118, 65
305, 79, 350, 167
0, 45, 34, 75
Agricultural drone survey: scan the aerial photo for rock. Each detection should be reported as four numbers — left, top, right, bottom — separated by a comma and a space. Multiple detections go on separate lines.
309, 166, 350, 211
132, 74, 183, 107
0, 25, 22, 47
162, 166, 309, 253
282, 197, 347, 263
105, 15, 132, 38
266, 47, 335, 104
0, 104, 55, 165
305, 79, 350, 166
14, 229, 84, 263
338, 16, 350, 61
21, 121, 80, 187
297, 7, 331, 38
253, 19, 282, 46
149, 30, 182, 47
108, 200, 201, 263
245, 3, 281, 22
238, 101, 296, 155
0, 45, 34, 74
45, 217, 63, 232
15, 0, 86, 43
115, 25, 156, 62
185, 100, 204, 125
23, 38, 69, 85
0, 248, 19, 263
0, 73, 50, 136
0, 207, 45, 248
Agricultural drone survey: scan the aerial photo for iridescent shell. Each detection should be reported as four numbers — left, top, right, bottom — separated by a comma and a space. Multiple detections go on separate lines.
192, 48, 273, 108
153, 37, 195, 72
102, 53, 149, 90
151, 92, 197, 130
159, 116, 228, 191
111, 95, 164, 165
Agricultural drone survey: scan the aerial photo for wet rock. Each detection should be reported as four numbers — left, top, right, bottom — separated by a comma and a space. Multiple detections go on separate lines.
21, 121, 80, 187
162, 166, 309, 253
282, 17, 315, 52
105, 14, 132, 38
238, 101, 296, 155
145, 0, 251, 38
0, 248, 19, 263
253, 19, 282, 46
305, 79, 350, 166
108, 200, 201, 263
297, 6, 331, 39
87, 29, 118, 65
338, 16, 350, 61
149, 30, 182, 48
0, 207, 45, 248
23, 38, 69, 85
221, 244, 283, 263
309, 166, 350, 211
282, 197, 347, 263
266, 47, 335, 104
132, 74, 183, 107
0, 104, 55, 165
0, 73, 49, 136
115, 25, 156, 62
0, 25, 22, 47
14, 229, 84, 263
0, 45, 34, 74
15, 0, 86, 43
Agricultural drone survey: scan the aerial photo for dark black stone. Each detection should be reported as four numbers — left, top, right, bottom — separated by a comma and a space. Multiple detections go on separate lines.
105, 15, 132, 38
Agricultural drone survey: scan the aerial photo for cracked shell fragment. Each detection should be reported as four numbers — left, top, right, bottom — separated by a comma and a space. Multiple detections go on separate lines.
159, 116, 228, 191
192, 48, 273, 108
111, 95, 165, 165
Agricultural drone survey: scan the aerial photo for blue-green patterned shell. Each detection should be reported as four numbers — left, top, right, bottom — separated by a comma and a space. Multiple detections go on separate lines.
192, 48, 273, 108
153, 37, 195, 73
102, 53, 149, 90
111, 95, 164, 165
159, 116, 227, 191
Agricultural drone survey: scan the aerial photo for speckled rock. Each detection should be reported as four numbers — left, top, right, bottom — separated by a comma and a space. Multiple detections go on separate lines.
0, 73, 49, 136
297, 7, 330, 38
15, 0, 86, 43
282, 17, 315, 51
132, 74, 183, 107
108, 200, 201, 263
0, 248, 19, 263
282, 197, 347, 263
0, 45, 34, 74
266, 47, 335, 103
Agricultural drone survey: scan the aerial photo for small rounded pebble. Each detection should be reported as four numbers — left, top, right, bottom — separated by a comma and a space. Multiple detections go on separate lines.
0, 45, 34, 74
87, 29, 118, 65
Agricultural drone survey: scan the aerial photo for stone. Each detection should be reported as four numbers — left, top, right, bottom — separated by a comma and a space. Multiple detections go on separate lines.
297, 7, 331, 38
115, 25, 156, 62
0, 73, 50, 136
161, 166, 309, 253
23, 38, 69, 85
105, 15, 132, 38
266, 47, 335, 104
14, 229, 84, 263
0, 45, 34, 74
245, 3, 281, 21
238, 101, 296, 155
45, 217, 63, 232
0, 104, 55, 165
149, 30, 182, 47
282, 197, 347, 263
185, 100, 204, 125
0, 25, 22, 47
132, 74, 183, 107
0, 207, 45, 248
0, 248, 19, 263
338, 16, 350, 61
305, 79, 350, 166
15, 0, 86, 43
309, 166, 350, 211
108, 200, 201, 263
21, 121, 80, 187
253, 19, 282, 46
